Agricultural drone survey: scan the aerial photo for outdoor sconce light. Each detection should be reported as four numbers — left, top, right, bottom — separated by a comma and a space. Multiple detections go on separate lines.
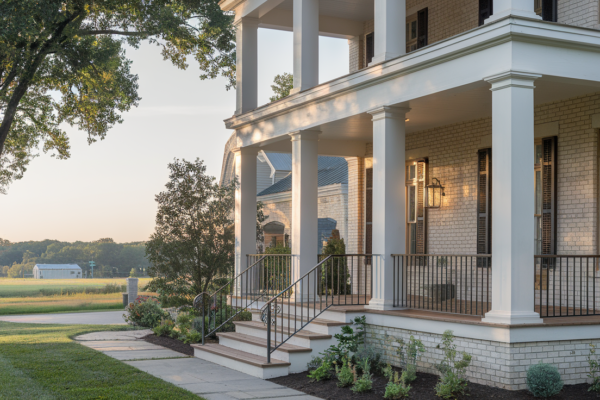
426, 178, 445, 209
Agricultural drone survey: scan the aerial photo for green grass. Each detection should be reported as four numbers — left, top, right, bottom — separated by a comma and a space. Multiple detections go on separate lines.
0, 322, 202, 399
0, 278, 152, 298
0, 300, 124, 315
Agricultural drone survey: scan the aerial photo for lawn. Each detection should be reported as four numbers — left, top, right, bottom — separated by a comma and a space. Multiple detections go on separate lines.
0, 278, 155, 315
0, 322, 202, 399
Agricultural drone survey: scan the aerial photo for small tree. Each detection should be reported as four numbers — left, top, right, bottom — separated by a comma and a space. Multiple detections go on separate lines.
256, 202, 268, 254
145, 159, 235, 306
321, 231, 350, 295
269, 73, 293, 102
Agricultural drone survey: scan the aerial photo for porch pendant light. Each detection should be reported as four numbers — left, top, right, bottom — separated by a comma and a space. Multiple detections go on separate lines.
426, 178, 445, 209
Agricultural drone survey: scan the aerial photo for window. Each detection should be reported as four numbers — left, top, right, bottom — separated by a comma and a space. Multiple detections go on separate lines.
406, 160, 428, 254
477, 149, 492, 258
366, 33, 374, 65
479, 0, 493, 26
406, 8, 428, 53
70, 271, 75, 275
535, 137, 557, 257
536, 0, 558, 22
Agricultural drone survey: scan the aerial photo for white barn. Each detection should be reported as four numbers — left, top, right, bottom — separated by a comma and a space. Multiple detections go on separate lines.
33, 264, 82, 279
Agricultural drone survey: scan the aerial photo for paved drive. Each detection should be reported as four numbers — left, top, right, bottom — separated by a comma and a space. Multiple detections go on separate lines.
0, 310, 126, 325
75, 330, 319, 400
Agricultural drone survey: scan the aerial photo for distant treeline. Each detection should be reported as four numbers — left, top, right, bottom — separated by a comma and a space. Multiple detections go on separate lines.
0, 238, 150, 278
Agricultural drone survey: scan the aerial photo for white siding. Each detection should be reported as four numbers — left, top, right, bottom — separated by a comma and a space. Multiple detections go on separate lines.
256, 160, 273, 194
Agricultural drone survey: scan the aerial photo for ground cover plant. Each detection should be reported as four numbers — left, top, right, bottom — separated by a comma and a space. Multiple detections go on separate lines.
0, 321, 201, 399
0, 278, 154, 315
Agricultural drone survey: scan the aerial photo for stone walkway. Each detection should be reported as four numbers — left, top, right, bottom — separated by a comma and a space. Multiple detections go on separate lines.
75, 330, 319, 400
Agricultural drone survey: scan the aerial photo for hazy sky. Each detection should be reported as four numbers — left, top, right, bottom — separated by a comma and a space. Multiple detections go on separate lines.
0, 29, 349, 244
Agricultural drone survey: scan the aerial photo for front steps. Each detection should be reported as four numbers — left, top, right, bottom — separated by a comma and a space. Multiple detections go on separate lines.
192, 307, 354, 379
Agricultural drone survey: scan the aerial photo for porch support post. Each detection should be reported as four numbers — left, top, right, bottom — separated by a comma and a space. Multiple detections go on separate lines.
234, 17, 258, 115
234, 147, 258, 296
290, 130, 320, 300
486, 0, 541, 23
291, 0, 319, 94
367, 106, 409, 310
482, 71, 543, 325
370, 0, 406, 65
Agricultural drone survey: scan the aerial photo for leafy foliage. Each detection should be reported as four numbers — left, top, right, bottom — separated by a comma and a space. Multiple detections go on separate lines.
308, 359, 333, 382
335, 357, 354, 388
389, 335, 425, 383
354, 345, 385, 376
527, 363, 563, 398
351, 358, 373, 393
321, 316, 367, 363
588, 344, 600, 393
321, 234, 350, 295
434, 330, 472, 399
153, 319, 176, 338
124, 296, 170, 328
383, 364, 411, 399
269, 73, 293, 102
145, 159, 235, 306
0, 0, 235, 192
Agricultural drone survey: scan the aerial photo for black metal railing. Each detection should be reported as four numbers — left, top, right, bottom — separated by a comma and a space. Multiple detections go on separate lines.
393, 254, 492, 316
535, 255, 600, 317
247, 254, 293, 298
262, 254, 374, 362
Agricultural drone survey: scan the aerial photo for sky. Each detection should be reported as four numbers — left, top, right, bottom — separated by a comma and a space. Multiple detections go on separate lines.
0, 29, 349, 244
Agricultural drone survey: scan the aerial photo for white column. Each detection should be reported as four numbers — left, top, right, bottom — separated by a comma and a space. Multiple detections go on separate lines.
370, 0, 406, 66
234, 147, 258, 294
291, 0, 319, 94
367, 107, 409, 310
234, 18, 258, 115
486, 0, 541, 23
482, 71, 542, 325
290, 130, 319, 300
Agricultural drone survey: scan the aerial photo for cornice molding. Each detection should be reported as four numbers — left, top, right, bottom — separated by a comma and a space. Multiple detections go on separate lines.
484, 71, 541, 91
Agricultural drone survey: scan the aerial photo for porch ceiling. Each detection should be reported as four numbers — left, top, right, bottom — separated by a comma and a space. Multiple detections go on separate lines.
277, 0, 374, 22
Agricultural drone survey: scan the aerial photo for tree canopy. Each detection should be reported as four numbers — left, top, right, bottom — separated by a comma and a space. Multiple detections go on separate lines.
269, 73, 293, 103
0, 0, 235, 193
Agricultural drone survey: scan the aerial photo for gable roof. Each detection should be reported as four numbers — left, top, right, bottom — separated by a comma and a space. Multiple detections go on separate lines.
34, 264, 82, 270
258, 157, 347, 196
264, 152, 292, 171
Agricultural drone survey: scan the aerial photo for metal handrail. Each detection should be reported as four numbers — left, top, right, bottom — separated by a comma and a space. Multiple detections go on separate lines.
194, 255, 267, 345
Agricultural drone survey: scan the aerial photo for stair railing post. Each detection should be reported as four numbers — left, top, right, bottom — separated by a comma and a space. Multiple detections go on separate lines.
267, 305, 272, 363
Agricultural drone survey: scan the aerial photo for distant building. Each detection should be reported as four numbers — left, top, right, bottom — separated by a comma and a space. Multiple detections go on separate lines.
33, 264, 82, 279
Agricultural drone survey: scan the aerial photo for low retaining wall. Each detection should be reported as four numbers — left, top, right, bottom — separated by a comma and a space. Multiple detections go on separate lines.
366, 324, 599, 390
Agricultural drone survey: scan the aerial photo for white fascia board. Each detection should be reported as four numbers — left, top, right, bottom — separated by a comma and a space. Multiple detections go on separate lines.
231, 0, 285, 22
258, 183, 347, 203
227, 17, 600, 147
258, 139, 367, 157
259, 9, 365, 39
259, 150, 278, 178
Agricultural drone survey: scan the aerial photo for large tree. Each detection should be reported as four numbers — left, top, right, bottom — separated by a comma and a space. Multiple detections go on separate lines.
0, 0, 235, 193
145, 158, 235, 306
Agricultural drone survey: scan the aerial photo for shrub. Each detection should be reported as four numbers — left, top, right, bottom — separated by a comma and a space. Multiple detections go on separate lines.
527, 363, 563, 398
153, 319, 175, 337
394, 335, 425, 383
322, 315, 366, 363
335, 357, 354, 388
383, 364, 411, 399
351, 358, 373, 393
307, 356, 323, 372
124, 296, 169, 328
183, 330, 203, 344
588, 344, 600, 393
434, 330, 472, 399
308, 359, 333, 382
354, 345, 384, 375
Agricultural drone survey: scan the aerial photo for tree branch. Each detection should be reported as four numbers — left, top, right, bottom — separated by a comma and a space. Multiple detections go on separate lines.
77, 30, 147, 37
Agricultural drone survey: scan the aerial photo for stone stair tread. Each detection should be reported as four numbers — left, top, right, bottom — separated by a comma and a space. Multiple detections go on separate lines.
217, 332, 313, 353
234, 321, 333, 339
250, 310, 350, 326
192, 343, 290, 368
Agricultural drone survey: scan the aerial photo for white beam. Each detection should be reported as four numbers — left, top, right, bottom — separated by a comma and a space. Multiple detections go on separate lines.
235, 18, 258, 115
371, 0, 406, 65
292, 0, 319, 93
367, 106, 409, 310
482, 71, 542, 325
259, 9, 365, 39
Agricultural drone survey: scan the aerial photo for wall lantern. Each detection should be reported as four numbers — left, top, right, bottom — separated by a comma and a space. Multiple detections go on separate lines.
426, 178, 445, 209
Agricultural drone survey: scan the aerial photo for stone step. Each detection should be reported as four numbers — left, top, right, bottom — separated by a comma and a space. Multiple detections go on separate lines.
250, 310, 349, 335
192, 343, 290, 379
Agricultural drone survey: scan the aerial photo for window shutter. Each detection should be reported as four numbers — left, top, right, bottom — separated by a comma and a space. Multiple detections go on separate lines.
542, 0, 557, 22
477, 149, 492, 256
479, 0, 493, 26
417, 8, 428, 49
416, 160, 428, 254
366, 33, 375, 65
542, 137, 557, 255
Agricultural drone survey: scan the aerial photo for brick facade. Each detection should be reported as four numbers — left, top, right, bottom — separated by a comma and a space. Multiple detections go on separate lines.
366, 324, 600, 390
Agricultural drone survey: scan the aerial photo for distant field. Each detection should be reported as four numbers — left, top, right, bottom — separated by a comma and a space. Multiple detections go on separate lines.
0, 278, 155, 315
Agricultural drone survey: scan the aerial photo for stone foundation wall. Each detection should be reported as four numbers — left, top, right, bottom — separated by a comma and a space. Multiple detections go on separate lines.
366, 324, 600, 390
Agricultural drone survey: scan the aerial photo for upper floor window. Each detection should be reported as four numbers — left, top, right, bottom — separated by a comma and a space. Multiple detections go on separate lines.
536, 0, 558, 22
406, 8, 429, 53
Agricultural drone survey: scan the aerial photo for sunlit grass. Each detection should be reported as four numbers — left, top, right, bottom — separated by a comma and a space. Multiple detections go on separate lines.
0, 322, 201, 399
0, 278, 152, 297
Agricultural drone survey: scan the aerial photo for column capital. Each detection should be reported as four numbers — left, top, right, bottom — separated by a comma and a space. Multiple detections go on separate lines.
231, 146, 260, 156
485, 71, 542, 91
368, 106, 411, 121
233, 16, 259, 28
289, 130, 321, 142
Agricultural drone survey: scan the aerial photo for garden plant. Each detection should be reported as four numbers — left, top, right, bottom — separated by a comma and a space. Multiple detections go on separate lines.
527, 362, 563, 398
335, 357, 354, 388
390, 334, 426, 383
351, 357, 373, 393
383, 364, 411, 399
588, 344, 600, 393
434, 330, 472, 399
123, 296, 169, 328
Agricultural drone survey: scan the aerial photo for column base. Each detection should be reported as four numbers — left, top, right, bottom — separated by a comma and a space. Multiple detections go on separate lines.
366, 298, 401, 311
482, 310, 543, 325
485, 10, 542, 24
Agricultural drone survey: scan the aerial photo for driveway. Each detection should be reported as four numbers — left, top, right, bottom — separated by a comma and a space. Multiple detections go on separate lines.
0, 310, 126, 325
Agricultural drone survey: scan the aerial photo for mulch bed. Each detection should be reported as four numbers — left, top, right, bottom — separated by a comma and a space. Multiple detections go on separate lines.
270, 370, 599, 399
142, 334, 216, 357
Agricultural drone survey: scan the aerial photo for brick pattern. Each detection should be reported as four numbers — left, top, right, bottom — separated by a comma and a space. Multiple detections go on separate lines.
345, 157, 365, 254
366, 324, 600, 390
558, 0, 600, 30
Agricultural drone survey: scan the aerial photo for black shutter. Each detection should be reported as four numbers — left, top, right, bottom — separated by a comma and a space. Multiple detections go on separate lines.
417, 8, 428, 49
479, 0, 493, 26
366, 33, 375, 65
542, 137, 557, 255
477, 149, 492, 257
542, 0, 557, 22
